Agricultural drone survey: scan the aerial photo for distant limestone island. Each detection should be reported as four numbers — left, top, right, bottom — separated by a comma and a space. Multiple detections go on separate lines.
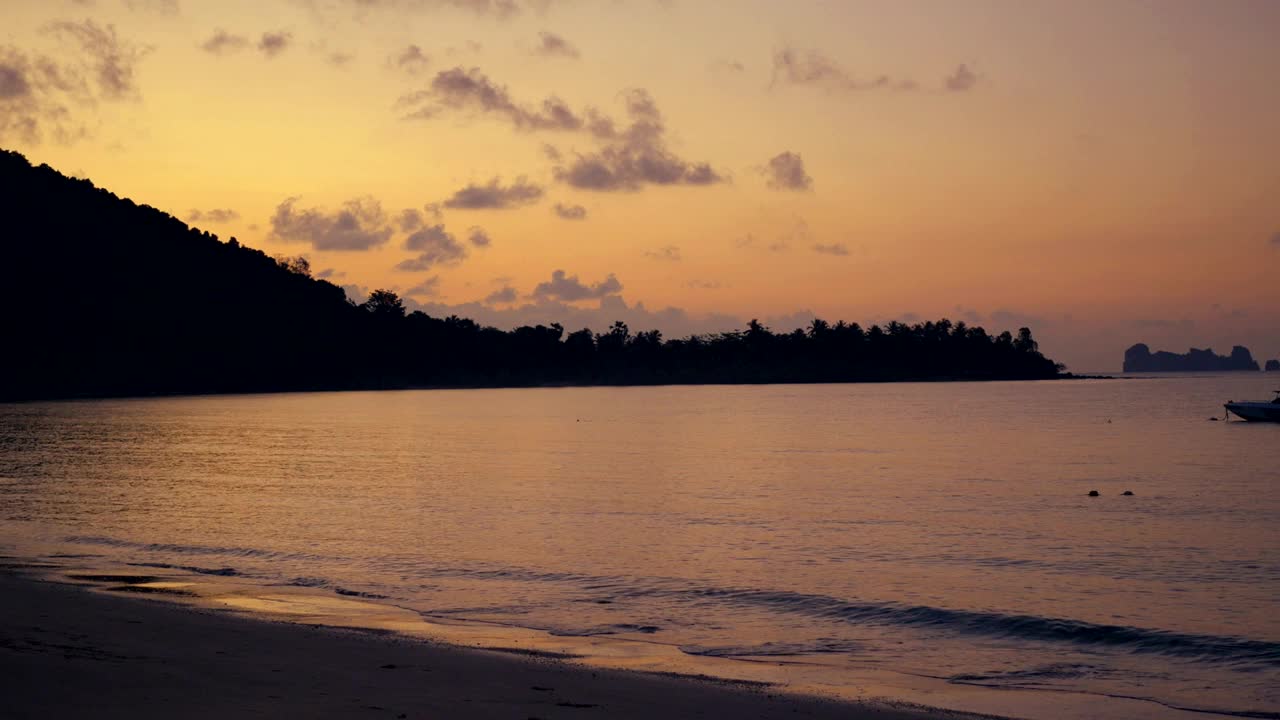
1123, 343, 1275, 372
0, 149, 1070, 401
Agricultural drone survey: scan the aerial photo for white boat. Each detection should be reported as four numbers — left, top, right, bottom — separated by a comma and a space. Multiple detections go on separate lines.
1225, 391, 1280, 422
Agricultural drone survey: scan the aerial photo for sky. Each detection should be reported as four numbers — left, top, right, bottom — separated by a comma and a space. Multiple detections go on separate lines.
2, 0, 1278, 371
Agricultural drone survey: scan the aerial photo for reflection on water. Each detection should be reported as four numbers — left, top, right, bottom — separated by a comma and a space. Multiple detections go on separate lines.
1, 376, 1277, 718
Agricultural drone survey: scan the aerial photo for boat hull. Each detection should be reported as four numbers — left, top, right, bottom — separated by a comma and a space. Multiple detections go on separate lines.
1225, 402, 1280, 422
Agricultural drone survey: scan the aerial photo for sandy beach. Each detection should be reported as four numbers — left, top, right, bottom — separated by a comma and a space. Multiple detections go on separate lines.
0, 570, 974, 720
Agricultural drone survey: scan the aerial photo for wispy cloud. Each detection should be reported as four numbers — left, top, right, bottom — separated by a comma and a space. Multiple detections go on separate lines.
532, 31, 579, 59
762, 151, 812, 191
270, 196, 394, 251
531, 269, 622, 302
442, 176, 544, 209
258, 31, 293, 58
552, 202, 586, 220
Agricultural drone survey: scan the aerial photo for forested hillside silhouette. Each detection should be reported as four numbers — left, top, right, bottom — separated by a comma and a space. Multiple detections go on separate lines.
0, 150, 1065, 401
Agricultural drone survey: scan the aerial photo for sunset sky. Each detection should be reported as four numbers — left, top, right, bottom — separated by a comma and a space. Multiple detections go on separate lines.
3, 0, 1278, 371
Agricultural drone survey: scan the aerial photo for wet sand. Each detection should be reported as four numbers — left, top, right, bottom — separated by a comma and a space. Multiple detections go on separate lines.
0, 572, 978, 720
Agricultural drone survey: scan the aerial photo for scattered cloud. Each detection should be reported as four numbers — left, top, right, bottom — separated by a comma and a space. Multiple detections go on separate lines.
316, 267, 346, 280
944, 63, 978, 92
762, 151, 812, 191
442, 176, 544, 209
398, 208, 425, 232
404, 275, 442, 298
1, 21, 149, 144
533, 31, 579, 59
771, 46, 916, 93
812, 243, 849, 256
398, 66, 604, 131
644, 245, 681, 261
341, 0, 525, 20
484, 285, 518, 304
200, 29, 249, 55
686, 279, 722, 290
467, 226, 492, 247
400, 68, 724, 193
187, 208, 240, 223
46, 19, 151, 101
1269, 231, 1280, 247
552, 202, 586, 220
531, 269, 623, 302
390, 45, 430, 75
258, 31, 293, 58
124, 0, 179, 14
396, 224, 467, 269
327, 51, 355, 67
552, 89, 726, 192
711, 59, 745, 73
270, 196, 394, 251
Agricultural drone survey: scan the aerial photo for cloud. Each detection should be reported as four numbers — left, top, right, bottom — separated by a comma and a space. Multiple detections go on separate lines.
316, 267, 345, 279
45, 19, 150, 101
398, 66, 602, 131
533, 31, 579, 59
390, 45, 430, 75
644, 245, 681, 261
711, 59, 745, 73
398, 208, 425, 232
467, 226, 492, 247
342, 0, 524, 19
552, 89, 726, 192
762, 151, 812, 191
1, 22, 149, 144
1270, 231, 1280, 247
442, 176, 544, 209
531, 269, 622, 302
187, 208, 240, 223
396, 224, 467, 269
484, 285, 518, 304
258, 31, 293, 58
812, 243, 849, 256
771, 46, 916, 93
200, 29, 249, 55
944, 64, 978, 92
404, 275, 442, 298
124, 0, 179, 14
327, 51, 355, 67
270, 196, 394, 251
552, 202, 586, 220
401, 69, 724, 193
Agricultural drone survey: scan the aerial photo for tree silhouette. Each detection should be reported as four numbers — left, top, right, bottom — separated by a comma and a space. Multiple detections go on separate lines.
0, 149, 1069, 401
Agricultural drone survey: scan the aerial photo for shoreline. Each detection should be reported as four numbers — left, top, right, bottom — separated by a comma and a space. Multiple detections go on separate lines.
0, 567, 989, 720
0, 372, 1114, 405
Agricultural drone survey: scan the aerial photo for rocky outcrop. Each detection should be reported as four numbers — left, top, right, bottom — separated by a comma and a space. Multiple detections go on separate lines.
1123, 343, 1260, 372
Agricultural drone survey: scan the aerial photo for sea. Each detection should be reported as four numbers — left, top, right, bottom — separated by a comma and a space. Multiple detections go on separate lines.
1, 375, 1276, 719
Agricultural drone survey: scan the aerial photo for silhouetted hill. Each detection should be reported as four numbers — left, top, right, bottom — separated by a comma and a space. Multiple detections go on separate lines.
1123, 343, 1260, 372
0, 149, 1065, 401
1266, 359, 1280, 372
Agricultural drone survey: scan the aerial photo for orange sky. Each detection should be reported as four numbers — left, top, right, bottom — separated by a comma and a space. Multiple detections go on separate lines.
3, 0, 1278, 371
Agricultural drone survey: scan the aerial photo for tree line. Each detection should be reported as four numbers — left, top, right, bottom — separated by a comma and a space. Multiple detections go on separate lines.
0, 149, 1063, 401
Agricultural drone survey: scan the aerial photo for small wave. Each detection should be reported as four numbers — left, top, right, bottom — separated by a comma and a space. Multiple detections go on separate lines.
550, 623, 660, 637
128, 562, 240, 577
662, 586, 1280, 667
418, 562, 1280, 667
681, 639, 861, 658
65, 535, 331, 563
334, 587, 390, 600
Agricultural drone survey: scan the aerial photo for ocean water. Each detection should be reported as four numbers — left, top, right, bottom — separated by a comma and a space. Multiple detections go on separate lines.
1, 376, 1277, 718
